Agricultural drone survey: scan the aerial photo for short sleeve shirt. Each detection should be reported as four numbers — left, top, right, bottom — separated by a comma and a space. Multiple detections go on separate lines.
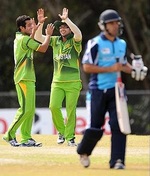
50, 36, 82, 82
14, 32, 40, 84
82, 33, 127, 90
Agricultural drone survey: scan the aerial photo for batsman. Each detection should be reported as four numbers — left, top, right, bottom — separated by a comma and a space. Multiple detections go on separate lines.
77, 9, 148, 169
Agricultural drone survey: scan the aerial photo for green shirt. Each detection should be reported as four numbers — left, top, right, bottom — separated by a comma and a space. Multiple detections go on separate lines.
14, 32, 40, 84
50, 35, 82, 82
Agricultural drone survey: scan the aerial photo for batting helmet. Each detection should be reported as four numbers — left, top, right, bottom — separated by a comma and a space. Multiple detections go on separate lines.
98, 9, 123, 35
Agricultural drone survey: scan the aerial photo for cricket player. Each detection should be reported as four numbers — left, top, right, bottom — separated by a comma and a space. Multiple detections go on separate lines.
77, 9, 147, 169
3, 15, 54, 147
34, 8, 82, 146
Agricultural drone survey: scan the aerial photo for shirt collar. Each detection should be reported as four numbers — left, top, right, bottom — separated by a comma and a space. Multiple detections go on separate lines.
100, 32, 117, 41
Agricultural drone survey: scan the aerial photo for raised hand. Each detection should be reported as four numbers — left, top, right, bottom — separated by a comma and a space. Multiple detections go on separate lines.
58, 7, 68, 20
30, 18, 40, 39
37, 8, 47, 23
31, 18, 39, 31
45, 23, 54, 36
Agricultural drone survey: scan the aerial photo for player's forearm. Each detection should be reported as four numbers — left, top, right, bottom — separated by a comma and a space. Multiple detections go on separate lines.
34, 23, 46, 43
37, 35, 50, 53
30, 27, 38, 39
122, 63, 132, 74
83, 64, 115, 73
64, 18, 82, 41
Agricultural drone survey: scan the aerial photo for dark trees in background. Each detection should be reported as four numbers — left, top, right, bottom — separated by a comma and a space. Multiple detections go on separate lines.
0, 0, 150, 91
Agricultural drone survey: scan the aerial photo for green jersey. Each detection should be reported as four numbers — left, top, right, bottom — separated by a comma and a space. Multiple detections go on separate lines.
14, 32, 40, 84
50, 35, 82, 82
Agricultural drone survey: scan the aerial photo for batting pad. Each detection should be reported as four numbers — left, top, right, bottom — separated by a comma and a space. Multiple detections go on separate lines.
77, 128, 103, 156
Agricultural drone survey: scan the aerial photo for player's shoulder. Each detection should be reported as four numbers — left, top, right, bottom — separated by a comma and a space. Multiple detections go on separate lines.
92, 34, 101, 42
115, 37, 127, 49
21, 34, 30, 41
15, 32, 29, 40
86, 35, 100, 49
90, 33, 107, 46
15, 33, 32, 46
20, 35, 36, 46
50, 35, 60, 43
116, 37, 126, 44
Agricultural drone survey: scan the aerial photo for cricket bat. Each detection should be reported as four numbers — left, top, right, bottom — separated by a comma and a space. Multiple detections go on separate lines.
115, 59, 131, 134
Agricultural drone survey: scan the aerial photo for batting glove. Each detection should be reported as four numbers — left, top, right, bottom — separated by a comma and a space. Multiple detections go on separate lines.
131, 54, 148, 81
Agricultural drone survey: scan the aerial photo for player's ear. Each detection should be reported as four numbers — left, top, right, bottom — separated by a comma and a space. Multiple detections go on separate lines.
20, 26, 25, 32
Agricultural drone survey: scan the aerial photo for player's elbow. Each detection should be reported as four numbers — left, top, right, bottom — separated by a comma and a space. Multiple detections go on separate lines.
40, 49, 46, 53
37, 46, 48, 53
74, 33, 82, 42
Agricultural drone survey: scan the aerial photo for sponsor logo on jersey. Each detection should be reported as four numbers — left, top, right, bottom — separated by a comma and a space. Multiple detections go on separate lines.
101, 48, 110, 54
58, 54, 71, 60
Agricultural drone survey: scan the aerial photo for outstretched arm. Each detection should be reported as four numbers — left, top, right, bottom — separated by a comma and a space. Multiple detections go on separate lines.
30, 18, 41, 39
37, 23, 54, 53
59, 8, 82, 42
34, 8, 48, 43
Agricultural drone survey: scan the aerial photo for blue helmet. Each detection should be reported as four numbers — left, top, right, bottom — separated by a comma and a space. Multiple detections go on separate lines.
99, 9, 123, 35
99, 9, 121, 24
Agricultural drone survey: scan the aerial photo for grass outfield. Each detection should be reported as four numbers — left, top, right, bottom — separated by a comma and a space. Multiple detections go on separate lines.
0, 134, 149, 176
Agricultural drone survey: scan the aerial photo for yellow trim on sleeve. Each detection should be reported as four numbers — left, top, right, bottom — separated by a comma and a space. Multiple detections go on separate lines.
36, 45, 41, 51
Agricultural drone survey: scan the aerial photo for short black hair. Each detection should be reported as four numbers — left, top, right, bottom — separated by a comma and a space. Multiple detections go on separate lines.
16, 15, 31, 32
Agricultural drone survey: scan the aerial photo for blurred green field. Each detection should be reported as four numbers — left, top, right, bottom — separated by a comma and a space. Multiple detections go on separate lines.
0, 134, 149, 176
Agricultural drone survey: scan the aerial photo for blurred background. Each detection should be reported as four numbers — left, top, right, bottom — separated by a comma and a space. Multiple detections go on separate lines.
0, 0, 149, 134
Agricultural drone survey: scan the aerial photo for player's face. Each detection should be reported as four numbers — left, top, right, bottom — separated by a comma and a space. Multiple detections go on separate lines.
106, 21, 120, 37
22, 20, 33, 35
59, 24, 71, 37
